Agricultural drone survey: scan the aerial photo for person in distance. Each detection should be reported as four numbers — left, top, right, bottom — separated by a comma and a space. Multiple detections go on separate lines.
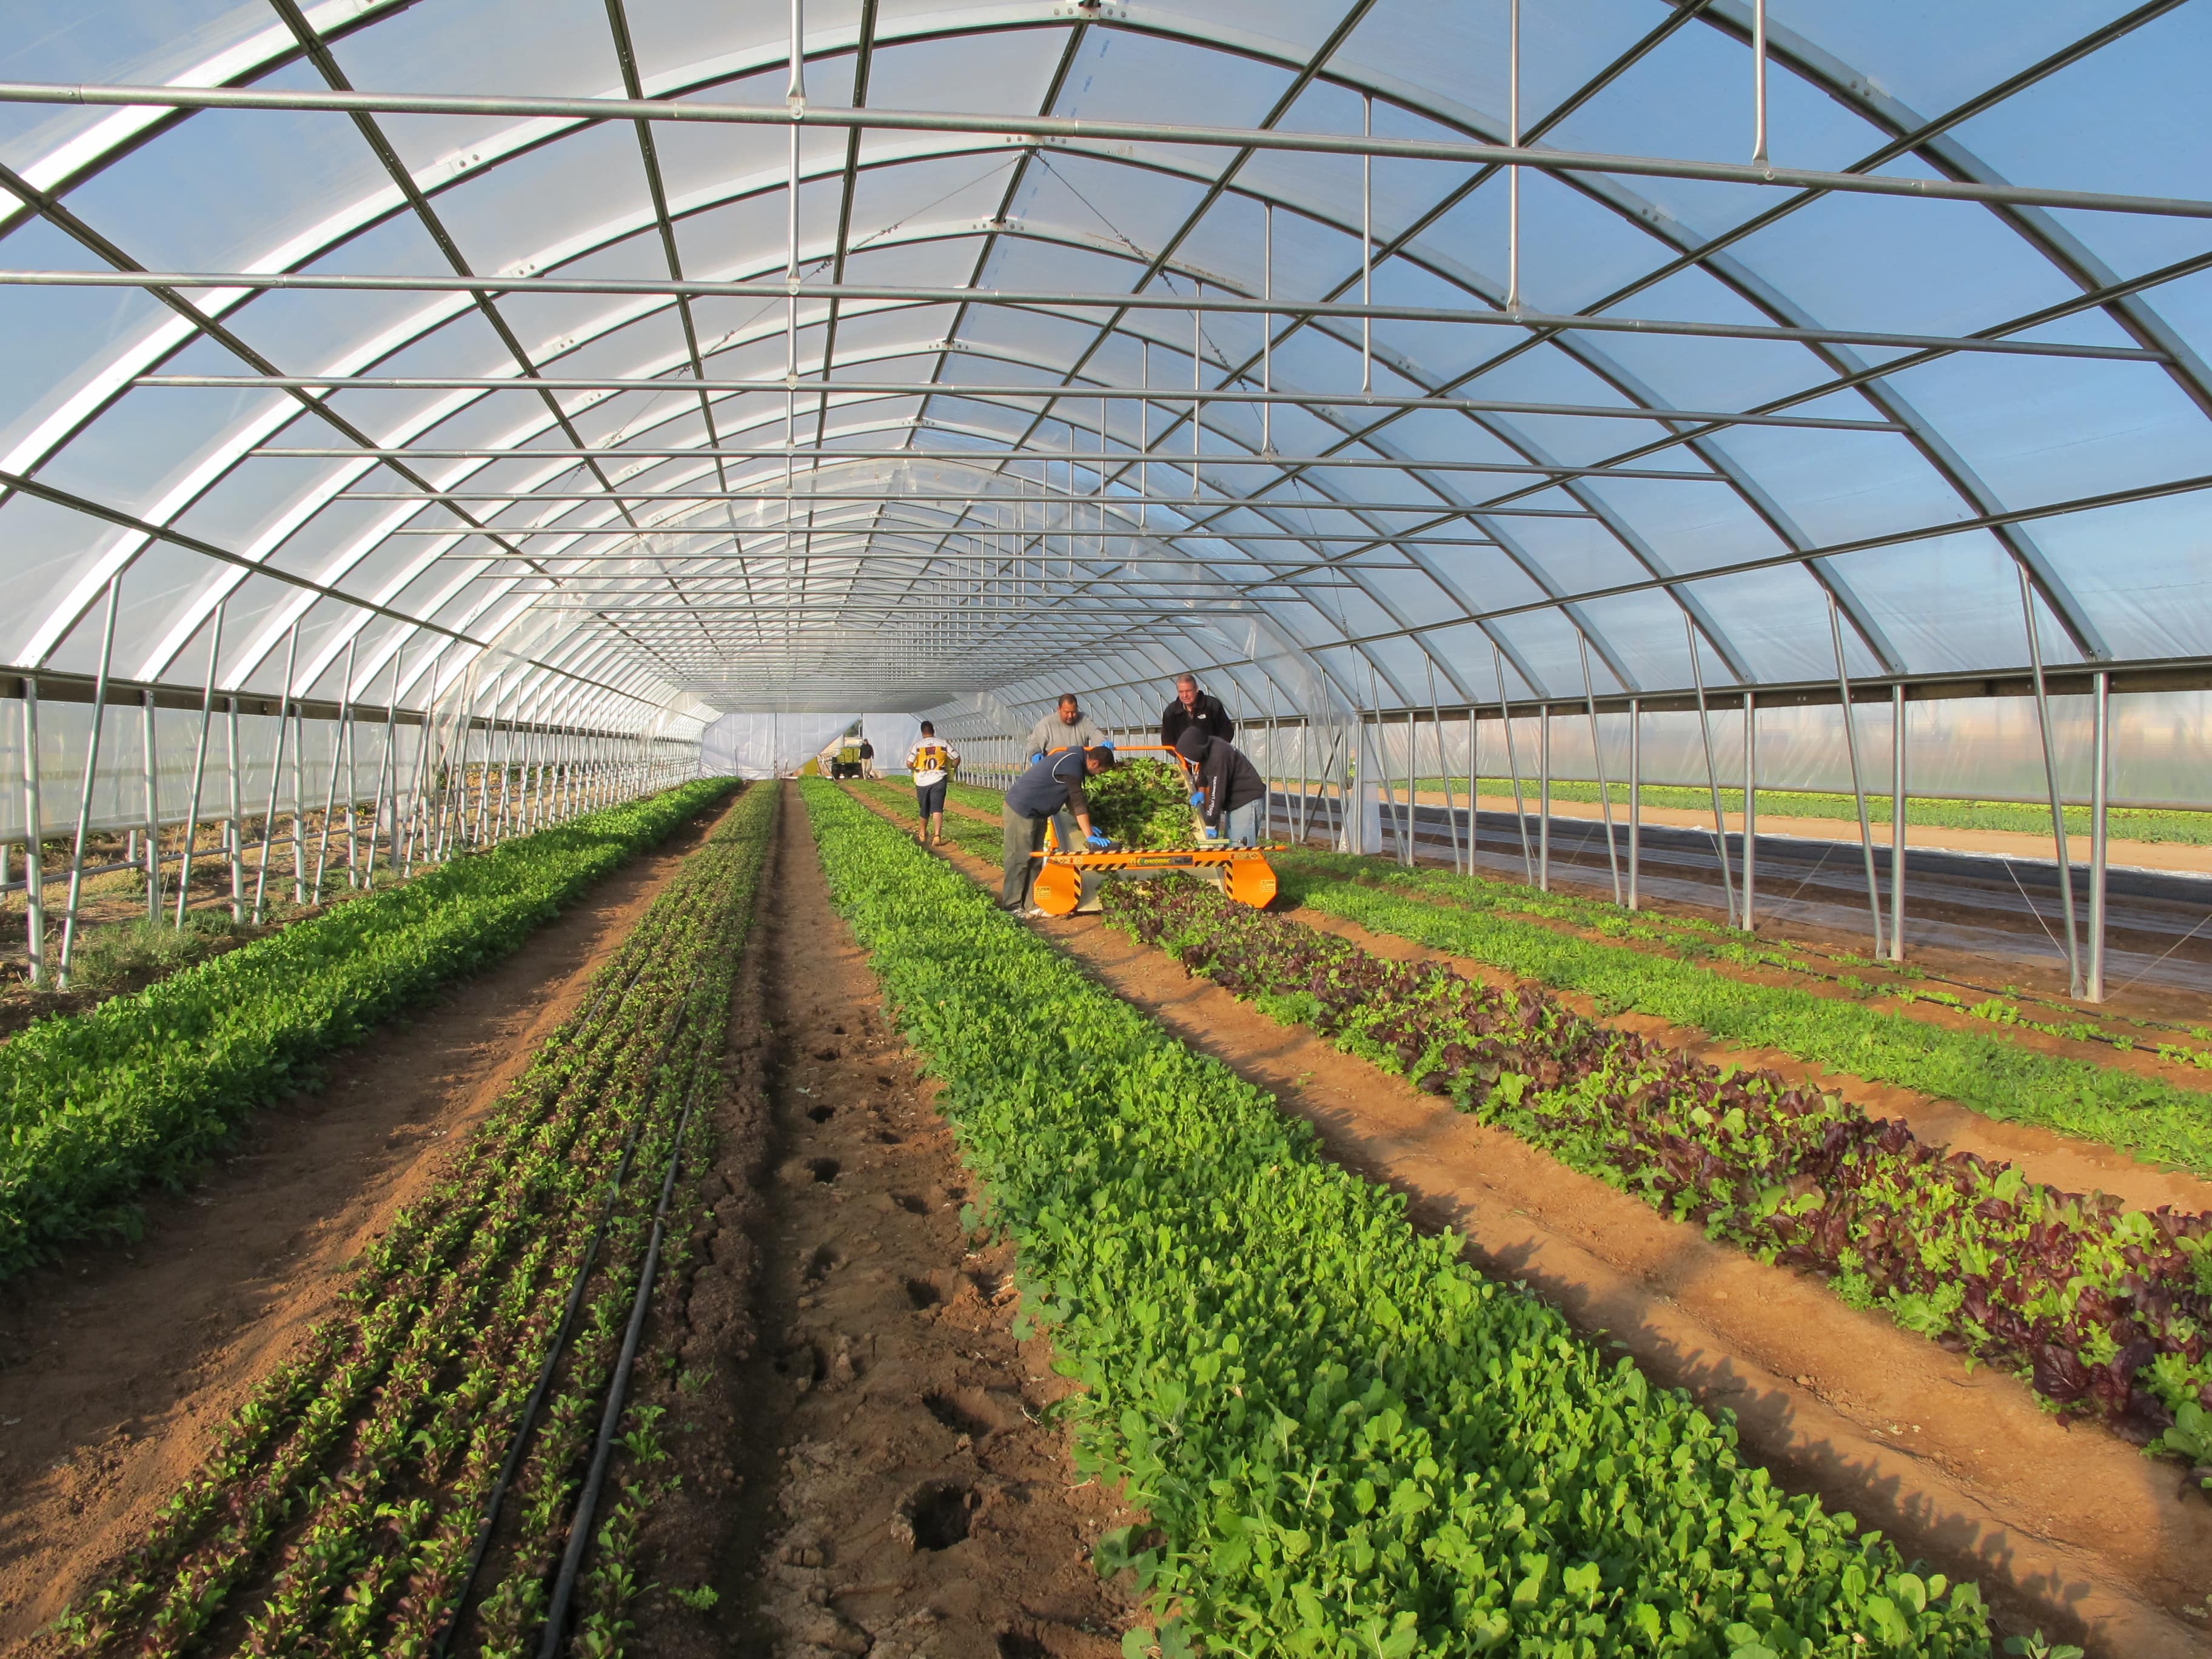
1000, 743, 1118, 916
1159, 672, 1235, 752
1021, 692, 1111, 855
906, 721, 960, 847
1176, 725, 1267, 847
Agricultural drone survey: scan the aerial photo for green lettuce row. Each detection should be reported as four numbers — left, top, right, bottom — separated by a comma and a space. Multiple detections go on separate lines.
799, 780, 1989, 1659
0, 779, 737, 1279
1275, 853, 2212, 1176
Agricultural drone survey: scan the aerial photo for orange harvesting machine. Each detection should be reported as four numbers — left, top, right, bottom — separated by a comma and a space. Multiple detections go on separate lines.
1027, 743, 1279, 917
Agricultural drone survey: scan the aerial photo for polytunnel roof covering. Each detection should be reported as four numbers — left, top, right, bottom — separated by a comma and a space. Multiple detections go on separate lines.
1, 0, 2209, 730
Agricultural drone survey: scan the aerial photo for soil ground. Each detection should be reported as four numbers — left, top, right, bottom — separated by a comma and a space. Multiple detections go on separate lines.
0, 786, 1134, 1657
0, 802, 730, 1646
851, 783, 2212, 1658
677, 786, 1136, 1658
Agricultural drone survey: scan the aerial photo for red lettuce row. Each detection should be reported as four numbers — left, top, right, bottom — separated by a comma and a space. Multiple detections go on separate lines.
1102, 877, 2212, 1455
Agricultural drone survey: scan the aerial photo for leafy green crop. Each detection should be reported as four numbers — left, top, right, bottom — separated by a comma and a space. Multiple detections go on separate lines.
1085, 756, 1205, 848
56, 780, 776, 1658
800, 780, 1991, 1658
1273, 852, 2212, 1175
1105, 877, 2212, 1443
0, 779, 734, 1278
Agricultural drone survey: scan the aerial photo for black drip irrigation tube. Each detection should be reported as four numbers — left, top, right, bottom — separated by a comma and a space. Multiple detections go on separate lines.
535, 1058, 710, 1658
424, 976, 684, 1659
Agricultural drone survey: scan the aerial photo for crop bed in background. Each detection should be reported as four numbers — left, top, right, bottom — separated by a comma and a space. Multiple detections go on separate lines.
880, 776, 2212, 1105
1104, 876, 2212, 1467
1269, 852, 2212, 1173
0, 779, 737, 1280
1273, 848, 2212, 1071
802, 780, 1992, 1658
1404, 779, 2212, 847
53, 780, 777, 1659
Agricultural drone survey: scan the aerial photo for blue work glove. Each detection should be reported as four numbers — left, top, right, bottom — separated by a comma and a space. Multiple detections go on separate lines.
1188, 789, 1205, 807
1085, 828, 1114, 851
1029, 751, 1048, 764
1096, 738, 1115, 752
1199, 823, 1222, 841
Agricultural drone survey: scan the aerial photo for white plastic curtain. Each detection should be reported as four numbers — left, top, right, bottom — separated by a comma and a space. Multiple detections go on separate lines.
0, 699, 425, 840
1236, 689, 2212, 811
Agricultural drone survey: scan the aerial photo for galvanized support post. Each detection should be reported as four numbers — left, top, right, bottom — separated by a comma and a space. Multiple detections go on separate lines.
1828, 597, 1885, 956
1427, 660, 1460, 876
343, 639, 361, 883
1751, 0, 1769, 164
140, 689, 161, 921
1742, 690, 1757, 932
1492, 642, 1533, 884
1361, 93, 1373, 393
374, 642, 404, 886
1506, 0, 1521, 311
1537, 702, 1551, 893
176, 603, 223, 925
1261, 202, 1273, 455
1889, 682, 1906, 962
20, 677, 45, 987
1685, 614, 1738, 927
312, 648, 352, 906
1400, 711, 1418, 866
1577, 632, 1622, 905
2088, 668, 2110, 1002
289, 696, 307, 908
253, 623, 301, 924
2020, 567, 2083, 996
58, 577, 122, 988
1626, 696, 1641, 911
224, 693, 245, 922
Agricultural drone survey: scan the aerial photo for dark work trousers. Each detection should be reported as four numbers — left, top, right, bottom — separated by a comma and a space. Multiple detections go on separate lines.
1002, 802, 1050, 910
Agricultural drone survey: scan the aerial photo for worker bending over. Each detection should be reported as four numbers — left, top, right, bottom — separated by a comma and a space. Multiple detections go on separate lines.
1159, 673, 1235, 751
1176, 727, 1268, 846
906, 720, 960, 846
1002, 743, 1118, 914
1022, 692, 1109, 856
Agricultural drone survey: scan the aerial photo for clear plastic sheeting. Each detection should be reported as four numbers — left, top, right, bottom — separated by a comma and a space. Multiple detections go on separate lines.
0, 699, 422, 841
1242, 689, 2212, 811
0, 0, 2208, 819
700, 712, 862, 778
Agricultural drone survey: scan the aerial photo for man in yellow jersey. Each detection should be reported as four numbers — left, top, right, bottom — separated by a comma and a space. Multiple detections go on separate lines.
905, 720, 961, 846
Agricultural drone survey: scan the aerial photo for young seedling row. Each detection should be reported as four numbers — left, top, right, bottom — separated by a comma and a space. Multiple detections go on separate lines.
1102, 876, 2212, 1466
53, 780, 777, 1659
800, 780, 1991, 1658
0, 780, 739, 1279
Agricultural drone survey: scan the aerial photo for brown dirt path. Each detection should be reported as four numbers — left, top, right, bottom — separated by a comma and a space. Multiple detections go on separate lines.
654, 787, 1137, 1658
0, 799, 732, 1646
846, 785, 2212, 1659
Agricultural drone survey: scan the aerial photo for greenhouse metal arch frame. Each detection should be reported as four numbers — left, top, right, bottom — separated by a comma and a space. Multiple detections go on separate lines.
1, 0, 2208, 1000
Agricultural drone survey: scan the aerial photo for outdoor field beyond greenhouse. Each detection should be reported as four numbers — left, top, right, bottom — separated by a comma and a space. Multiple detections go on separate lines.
2, 4, 2211, 1657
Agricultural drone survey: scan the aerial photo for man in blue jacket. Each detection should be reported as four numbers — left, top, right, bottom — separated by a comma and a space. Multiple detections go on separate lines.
1002, 743, 1118, 914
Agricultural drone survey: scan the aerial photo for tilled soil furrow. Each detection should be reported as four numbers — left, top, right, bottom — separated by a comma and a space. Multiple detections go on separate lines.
839, 782, 2211, 1658
703, 786, 1136, 1659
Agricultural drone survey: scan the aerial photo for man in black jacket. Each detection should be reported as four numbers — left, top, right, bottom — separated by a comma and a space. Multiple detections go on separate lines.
1175, 728, 1268, 846
1159, 673, 1235, 751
